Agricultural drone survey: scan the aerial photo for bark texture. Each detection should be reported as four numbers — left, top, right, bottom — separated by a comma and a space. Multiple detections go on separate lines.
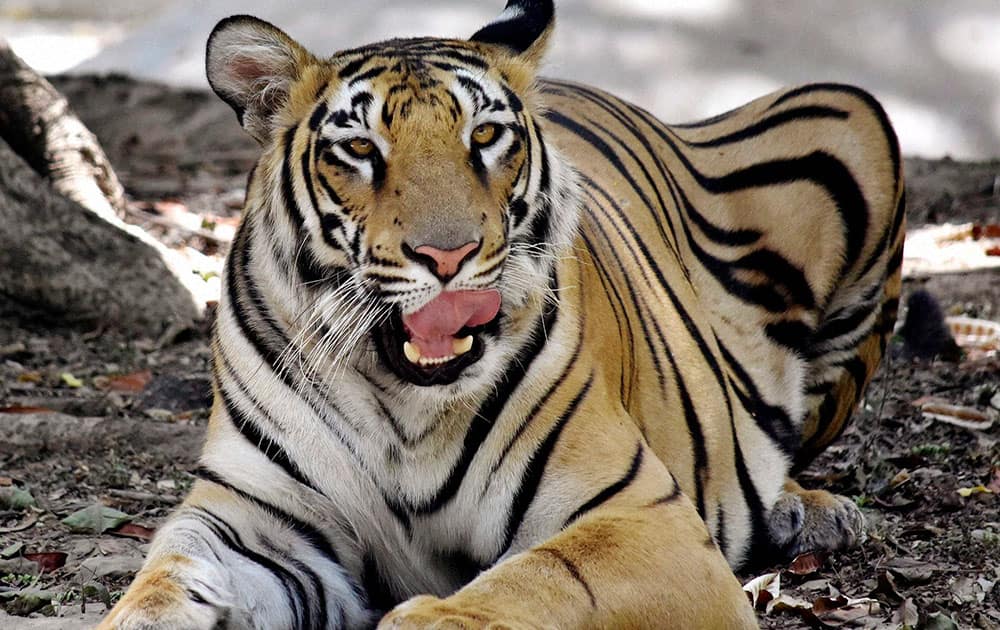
0, 41, 201, 333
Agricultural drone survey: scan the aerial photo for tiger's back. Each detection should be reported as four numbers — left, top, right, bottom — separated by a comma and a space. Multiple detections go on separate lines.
541, 79, 903, 565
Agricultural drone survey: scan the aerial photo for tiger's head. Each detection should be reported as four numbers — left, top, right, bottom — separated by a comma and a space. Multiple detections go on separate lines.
207, 1, 580, 395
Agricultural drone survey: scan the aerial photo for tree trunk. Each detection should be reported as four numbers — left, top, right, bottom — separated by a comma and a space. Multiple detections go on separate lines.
0, 41, 202, 334
0, 40, 125, 221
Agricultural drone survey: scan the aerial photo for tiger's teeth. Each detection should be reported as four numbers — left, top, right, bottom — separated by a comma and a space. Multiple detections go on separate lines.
417, 355, 456, 366
453, 335, 474, 356
403, 341, 421, 364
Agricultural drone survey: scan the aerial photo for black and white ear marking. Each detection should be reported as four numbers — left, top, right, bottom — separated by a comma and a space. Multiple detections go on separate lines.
470, 0, 555, 60
206, 15, 316, 143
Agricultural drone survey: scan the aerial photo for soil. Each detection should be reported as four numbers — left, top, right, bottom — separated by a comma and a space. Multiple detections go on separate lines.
1, 76, 998, 629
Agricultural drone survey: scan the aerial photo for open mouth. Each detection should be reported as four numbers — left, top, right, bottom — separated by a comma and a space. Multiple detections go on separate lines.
374, 289, 502, 386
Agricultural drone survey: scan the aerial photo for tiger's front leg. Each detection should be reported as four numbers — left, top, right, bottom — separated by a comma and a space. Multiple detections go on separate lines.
380, 445, 757, 629
100, 481, 374, 630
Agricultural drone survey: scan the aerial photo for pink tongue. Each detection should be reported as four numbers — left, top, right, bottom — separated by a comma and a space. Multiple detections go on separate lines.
403, 290, 501, 358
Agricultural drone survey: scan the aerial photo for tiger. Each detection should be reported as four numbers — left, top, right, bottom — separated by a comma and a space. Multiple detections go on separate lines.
99, 1, 904, 628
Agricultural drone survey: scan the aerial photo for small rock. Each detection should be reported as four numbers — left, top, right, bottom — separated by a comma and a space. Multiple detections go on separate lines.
140, 374, 212, 413
79, 554, 143, 580
0, 557, 40, 574
6, 589, 56, 616
144, 408, 174, 422
0, 341, 27, 358
156, 479, 177, 491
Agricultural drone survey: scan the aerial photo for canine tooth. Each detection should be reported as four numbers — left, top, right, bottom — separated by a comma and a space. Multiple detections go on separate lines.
453, 335, 474, 356
403, 341, 421, 364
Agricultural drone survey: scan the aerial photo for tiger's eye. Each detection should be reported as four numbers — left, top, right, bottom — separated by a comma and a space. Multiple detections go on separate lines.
471, 123, 499, 147
345, 138, 375, 158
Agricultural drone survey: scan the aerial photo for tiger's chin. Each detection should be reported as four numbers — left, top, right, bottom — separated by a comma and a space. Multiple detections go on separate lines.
373, 308, 502, 387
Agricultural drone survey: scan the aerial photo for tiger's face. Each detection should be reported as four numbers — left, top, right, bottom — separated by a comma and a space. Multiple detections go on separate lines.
316, 45, 530, 387
207, 12, 577, 392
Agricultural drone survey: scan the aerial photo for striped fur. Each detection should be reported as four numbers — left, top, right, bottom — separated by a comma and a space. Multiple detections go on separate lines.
101, 3, 903, 628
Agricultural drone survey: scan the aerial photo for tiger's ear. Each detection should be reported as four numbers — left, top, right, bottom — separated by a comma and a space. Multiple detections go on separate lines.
206, 15, 318, 143
470, 0, 555, 69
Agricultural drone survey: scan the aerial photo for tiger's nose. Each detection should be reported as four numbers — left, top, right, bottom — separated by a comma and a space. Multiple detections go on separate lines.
403, 240, 481, 281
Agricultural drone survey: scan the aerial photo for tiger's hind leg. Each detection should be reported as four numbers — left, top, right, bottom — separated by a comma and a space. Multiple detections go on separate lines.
765, 87, 906, 559
766, 193, 903, 561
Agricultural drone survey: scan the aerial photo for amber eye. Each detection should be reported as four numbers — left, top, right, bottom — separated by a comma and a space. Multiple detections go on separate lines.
471, 123, 500, 148
343, 137, 375, 159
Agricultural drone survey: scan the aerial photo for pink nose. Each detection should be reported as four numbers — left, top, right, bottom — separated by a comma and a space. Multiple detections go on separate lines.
413, 241, 480, 280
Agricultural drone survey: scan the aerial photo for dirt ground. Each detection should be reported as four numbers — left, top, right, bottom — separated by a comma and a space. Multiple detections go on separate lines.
0, 76, 998, 629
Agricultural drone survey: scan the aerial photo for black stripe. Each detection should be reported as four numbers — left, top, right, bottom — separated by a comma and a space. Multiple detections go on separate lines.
626, 100, 869, 288
188, 507, 312, 629
680, 105, 849, 148
309, 102, 330, 131
648, 481, 682, 506
564, 442, 644, 527
578, 182, 710, 513
718, 342, 798, 455
338, 58, 367, 78
280, 126, 308, 231
579, 190, 669, 395
194, 467, 343, 568
362, 552, 399, 613
535, 548, 596, 608
349, 65, 387, 85
765, 320, 815, 354
715, 501, 728, 557
811, 304, 876, 345
484, 296, 586, 487
769, 83, 901, 181
224, 225, 288, 373
431, 48, 489, 70
499, 376, 594, 555
542, 107, 685, 269
582, 232, 636, 407
216, 356, 318, 491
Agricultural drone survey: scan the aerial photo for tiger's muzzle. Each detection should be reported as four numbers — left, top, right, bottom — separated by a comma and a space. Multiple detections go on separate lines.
373, 289, 502, 386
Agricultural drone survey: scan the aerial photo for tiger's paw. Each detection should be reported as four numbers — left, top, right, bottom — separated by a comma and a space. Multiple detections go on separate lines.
98, 555, 237, 630
768, 483, 865, 559
378, 595, 532, 630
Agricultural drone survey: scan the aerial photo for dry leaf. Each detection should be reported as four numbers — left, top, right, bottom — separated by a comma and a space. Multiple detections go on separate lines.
813, 597, 881, 627
110, 522, 156, 542
891, 598, 919, 628
106, 370, 153, 393
60, 372, 83, 388
924, 611, 960, 630
885, 558, 937, 583
972, 224, 1000, 239
957, 485, 993, 498
16, 371, 42, 383
23, 551, 67, 573
872, 569, 903, 605
920, 401, 995, 430
0, 405, 53, 414
888, 470, 911, 489
743, 572, 780, 610
788, 551, 827, 575
61, 504, 132, 534
766, 593, 812, 615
